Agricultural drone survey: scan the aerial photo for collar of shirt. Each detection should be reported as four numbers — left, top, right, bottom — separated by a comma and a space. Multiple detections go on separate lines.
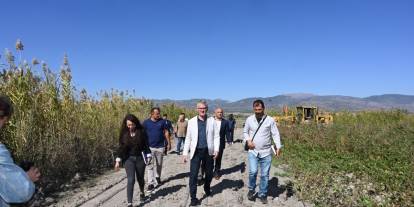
197, 115, 207, 122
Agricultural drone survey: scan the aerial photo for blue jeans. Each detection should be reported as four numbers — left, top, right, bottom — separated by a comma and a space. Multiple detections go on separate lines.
176, 137, 185, 153
248, 152, 272, 197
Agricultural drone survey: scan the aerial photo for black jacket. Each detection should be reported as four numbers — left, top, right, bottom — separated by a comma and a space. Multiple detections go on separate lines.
118, 129, 151, 163
218, 119, 231, 149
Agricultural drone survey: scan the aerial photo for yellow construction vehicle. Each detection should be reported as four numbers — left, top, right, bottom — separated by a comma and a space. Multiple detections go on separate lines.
317, 111, 334, 124
274, 105, 296, 126
274, 105, 333, 125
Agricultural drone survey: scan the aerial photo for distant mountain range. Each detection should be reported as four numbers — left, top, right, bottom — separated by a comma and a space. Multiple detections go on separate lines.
152, 94, 414, 112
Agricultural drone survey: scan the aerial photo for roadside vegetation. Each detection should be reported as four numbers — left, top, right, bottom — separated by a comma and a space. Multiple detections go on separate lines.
275, 111, 414, 206
0, 41, 195, 195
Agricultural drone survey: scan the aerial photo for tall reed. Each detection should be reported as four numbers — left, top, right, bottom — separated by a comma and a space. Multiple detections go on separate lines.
0, 44, 195, 193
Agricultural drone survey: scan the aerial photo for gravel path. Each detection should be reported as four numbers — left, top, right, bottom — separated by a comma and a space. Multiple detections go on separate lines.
51, 128, 312, 207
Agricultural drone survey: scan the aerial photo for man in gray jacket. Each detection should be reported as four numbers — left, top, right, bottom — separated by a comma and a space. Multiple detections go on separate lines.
243, 99, 282, 204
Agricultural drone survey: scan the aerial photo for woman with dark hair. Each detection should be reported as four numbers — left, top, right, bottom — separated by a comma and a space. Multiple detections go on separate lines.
115, 114, 151, 207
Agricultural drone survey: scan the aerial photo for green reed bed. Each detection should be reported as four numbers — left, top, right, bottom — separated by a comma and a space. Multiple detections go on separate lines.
274, 111, 414, 206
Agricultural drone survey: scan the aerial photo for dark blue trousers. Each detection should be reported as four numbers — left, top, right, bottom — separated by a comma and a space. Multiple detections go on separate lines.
189, 148, 214, 200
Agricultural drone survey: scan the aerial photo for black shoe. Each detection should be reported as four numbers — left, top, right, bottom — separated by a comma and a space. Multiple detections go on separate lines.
259, 196, 268, 204
247, 190, 256, 201
204, 186, 212, 197
140, 193, 147, 201
190, 198, 200, 206
156, 177, 161, 185
147, 184, 154, 191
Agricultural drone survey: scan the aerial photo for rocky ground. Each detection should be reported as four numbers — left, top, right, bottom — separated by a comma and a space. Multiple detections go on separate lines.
50, 128, 312, 207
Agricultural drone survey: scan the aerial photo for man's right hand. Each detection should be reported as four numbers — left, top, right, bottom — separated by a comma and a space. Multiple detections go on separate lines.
247, 140, 255, 149
182, 155, 188, 163
275, 148, 282, 157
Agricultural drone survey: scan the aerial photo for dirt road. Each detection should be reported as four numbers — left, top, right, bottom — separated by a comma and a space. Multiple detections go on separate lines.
51, 128, 312, 207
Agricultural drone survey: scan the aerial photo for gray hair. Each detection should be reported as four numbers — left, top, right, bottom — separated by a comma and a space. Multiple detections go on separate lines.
197, 100, 208, 108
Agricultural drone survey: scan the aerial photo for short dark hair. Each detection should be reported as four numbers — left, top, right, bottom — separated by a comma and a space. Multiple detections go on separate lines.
180, 112, 185, 116
151, 107, 160, 113
163, 114, 168, 117
19, 160, 35, 172
0, 95, 13, 118
253, 99, 265, 108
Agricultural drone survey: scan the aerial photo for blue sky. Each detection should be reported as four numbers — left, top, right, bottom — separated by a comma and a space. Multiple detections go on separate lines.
1, 0, 413, 101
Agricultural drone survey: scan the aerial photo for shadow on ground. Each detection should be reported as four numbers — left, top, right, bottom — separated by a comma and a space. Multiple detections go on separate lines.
162, 172, 189, 184
268, 177, 294, 199
204, 179, 244, 200
220, 162, 246, 175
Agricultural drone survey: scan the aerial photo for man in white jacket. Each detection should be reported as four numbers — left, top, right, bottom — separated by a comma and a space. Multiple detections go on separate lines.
182, 100, 220, 206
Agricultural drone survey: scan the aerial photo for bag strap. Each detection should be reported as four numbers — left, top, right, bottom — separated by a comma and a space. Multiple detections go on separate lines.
251, 115, 267, 142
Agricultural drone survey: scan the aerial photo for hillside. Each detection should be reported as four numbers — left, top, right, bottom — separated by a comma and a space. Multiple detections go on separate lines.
153, 94, 414, 112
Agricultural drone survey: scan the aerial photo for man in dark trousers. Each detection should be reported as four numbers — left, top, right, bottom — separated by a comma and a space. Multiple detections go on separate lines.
182, 100, 220, 206
212, 107, 230, 179
162, 114, 174, 155
227, 114, 236, 144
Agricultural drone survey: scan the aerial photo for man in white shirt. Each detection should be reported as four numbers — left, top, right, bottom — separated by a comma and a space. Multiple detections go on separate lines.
243, 99, 282, 204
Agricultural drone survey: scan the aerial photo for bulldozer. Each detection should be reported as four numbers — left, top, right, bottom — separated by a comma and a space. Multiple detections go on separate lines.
274, 105, 296, 125
274, 105, 333, 125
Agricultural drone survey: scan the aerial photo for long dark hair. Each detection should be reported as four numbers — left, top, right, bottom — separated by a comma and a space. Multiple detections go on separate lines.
119, 114, 144, 143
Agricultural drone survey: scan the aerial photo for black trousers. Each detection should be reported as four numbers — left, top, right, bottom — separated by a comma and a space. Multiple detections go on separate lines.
190, 148, 214, 200
125, 155, 146, 203
229, 129, 234, 142
214, 146, 225, 175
